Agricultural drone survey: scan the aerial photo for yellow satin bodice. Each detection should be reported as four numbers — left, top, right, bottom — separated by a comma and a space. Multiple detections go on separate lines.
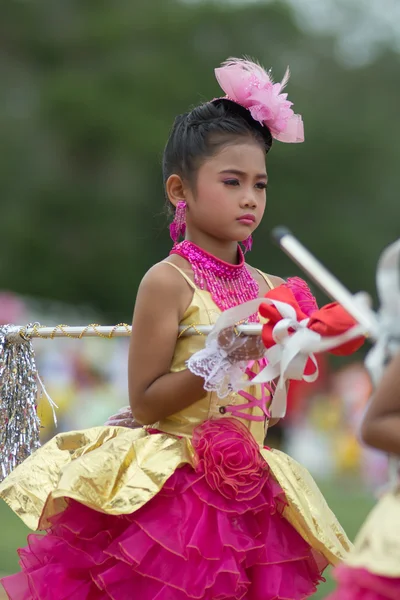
152, 263, 271, 446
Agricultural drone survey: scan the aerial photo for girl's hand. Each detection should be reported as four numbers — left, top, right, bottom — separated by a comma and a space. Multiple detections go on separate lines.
230, 336, 266, 361
218, 328, 266, 362
104, 406, 142, 429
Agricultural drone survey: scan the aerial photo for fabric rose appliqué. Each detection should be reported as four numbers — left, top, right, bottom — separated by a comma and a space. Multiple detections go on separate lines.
192, 418, 268, 501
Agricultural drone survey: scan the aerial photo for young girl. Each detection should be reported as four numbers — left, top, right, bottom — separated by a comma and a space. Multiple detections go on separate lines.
0, 58, 352, 600
328, 350, 400, 600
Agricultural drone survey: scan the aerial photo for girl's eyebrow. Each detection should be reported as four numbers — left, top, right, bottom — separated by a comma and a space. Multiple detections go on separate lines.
219, 169, 268, 179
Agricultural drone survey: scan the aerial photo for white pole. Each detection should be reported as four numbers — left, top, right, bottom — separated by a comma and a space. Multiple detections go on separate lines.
272, 227, 380, 339
5, 323, 263, 342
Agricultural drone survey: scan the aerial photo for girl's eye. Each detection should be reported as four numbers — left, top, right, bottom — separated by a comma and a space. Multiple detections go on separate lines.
223, 179, 240, 186
255, 182, 267, 190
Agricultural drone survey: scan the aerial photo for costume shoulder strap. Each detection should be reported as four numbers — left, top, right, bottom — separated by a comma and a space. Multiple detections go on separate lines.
163, 261, 197, 291
255, 269, 275, 291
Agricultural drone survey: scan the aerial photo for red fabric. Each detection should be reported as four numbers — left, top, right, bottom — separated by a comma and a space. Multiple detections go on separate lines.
259, 285, 365, 356
259, 287, 307, 349
308, 302, 365, 355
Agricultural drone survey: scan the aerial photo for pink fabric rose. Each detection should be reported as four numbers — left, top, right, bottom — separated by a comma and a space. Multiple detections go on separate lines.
192, 418, 268, 501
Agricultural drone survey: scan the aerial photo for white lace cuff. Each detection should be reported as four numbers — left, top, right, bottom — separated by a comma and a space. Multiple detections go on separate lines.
187, 339, 248, 399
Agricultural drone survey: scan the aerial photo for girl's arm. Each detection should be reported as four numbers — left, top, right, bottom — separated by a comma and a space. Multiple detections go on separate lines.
128, 262, 209, 425
129, 264, 285, 426
361, 352, 400, 455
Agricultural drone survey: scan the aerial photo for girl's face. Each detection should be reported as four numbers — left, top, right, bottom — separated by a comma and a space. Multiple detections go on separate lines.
185, 140, 267, 244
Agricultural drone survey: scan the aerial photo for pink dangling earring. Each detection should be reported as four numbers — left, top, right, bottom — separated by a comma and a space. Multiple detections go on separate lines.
169, 200, 187, 244
242, 235, 253, 253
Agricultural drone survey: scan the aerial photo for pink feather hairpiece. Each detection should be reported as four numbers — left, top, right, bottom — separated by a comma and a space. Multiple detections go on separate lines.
214, 57, 304, 143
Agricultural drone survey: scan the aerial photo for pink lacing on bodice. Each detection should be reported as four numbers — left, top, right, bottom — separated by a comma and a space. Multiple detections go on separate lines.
223, 359, 273, 422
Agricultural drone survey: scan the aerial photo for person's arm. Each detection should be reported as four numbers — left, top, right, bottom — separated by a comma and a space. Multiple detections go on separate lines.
129, 264, 287, 426
128, 263, 209, 425
361, 352, 400, 455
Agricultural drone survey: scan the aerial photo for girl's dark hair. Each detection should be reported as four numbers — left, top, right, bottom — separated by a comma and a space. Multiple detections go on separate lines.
162, 99, 272, 191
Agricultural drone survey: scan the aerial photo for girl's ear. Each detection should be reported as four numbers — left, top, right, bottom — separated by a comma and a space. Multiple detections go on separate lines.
166, 174, 186, 208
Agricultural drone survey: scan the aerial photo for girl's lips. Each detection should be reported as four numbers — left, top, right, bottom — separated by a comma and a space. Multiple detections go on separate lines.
237, 215, 256, 225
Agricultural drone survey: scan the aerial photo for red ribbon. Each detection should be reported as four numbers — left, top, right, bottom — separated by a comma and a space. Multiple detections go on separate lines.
259, 285, 365, 356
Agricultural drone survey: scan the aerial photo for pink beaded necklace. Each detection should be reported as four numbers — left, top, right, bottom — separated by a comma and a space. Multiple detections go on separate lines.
170, 241, 260, 321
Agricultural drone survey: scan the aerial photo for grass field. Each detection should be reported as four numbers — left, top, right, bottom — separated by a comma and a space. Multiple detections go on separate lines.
0, 478, 375, 599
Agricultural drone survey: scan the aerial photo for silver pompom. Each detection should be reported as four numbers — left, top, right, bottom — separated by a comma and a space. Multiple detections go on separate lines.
0, 325, 41, 482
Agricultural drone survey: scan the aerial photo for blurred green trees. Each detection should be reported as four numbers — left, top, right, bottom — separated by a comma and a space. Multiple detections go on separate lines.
1, 0, 399, 321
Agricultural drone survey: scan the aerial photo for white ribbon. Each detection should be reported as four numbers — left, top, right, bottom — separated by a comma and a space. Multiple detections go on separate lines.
37, 373, 59, 427
249, 297, 364, 418
206, 295, 365, 419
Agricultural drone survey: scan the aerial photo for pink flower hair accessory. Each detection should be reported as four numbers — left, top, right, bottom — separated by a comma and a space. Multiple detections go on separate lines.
214, 58, 304, 144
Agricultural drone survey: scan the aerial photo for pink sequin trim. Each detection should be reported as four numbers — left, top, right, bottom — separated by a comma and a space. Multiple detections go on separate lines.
170, 241, 259, 320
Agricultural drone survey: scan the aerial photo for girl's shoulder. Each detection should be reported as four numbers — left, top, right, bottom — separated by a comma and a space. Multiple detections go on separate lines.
140, 256, 193, 289
137, 257, 196, 319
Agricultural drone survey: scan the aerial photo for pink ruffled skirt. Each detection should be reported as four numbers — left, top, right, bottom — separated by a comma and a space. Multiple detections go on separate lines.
1, 419, 326, 599
328, 565, 400, 600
